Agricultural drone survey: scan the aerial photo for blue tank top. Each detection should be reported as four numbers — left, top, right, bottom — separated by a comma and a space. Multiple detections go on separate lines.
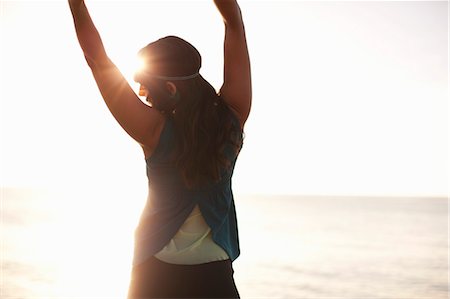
133, 114, 242, 266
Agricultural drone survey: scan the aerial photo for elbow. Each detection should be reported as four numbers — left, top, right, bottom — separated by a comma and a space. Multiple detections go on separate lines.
84, 55, 96, 69
84, 54, 110, 70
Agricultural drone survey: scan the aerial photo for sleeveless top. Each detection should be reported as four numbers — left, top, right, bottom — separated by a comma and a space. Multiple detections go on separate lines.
132, 114, 242, 266
154, 204, 230, 264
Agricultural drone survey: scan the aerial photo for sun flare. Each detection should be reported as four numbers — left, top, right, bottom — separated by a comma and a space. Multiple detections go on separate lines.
133, 55, 147, 77
111, 52, 147, 96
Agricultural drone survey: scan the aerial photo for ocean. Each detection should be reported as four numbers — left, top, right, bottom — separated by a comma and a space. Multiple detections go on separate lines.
1, 188, 448, 298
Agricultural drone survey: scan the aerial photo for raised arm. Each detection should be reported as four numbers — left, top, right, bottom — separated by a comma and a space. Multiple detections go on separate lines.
68, 0, 163, 150
214, 0, 252, 127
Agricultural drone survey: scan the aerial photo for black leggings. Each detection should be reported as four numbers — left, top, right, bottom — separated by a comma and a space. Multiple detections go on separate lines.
128, 256, 240, 299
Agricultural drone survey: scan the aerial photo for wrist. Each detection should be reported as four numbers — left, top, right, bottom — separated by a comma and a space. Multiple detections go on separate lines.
68, 0, 84, 10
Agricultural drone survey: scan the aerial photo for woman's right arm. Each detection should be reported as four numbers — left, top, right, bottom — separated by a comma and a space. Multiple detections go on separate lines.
68, 0, 108, 67
214, 0, 252, 127
68, 0, 164, 151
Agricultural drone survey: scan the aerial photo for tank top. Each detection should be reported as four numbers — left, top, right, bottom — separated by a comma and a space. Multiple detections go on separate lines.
154, 204, 230, 264
133, 114, 242, 266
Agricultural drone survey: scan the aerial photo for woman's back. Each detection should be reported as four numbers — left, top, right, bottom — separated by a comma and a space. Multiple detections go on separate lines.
134, 112, 243, 266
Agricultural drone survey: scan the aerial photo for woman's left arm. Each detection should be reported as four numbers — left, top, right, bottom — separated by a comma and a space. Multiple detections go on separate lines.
68, 0, 163, 148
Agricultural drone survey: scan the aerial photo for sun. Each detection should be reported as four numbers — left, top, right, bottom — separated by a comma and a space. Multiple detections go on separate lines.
133, 55, 147, 76
112, 53, 147, 96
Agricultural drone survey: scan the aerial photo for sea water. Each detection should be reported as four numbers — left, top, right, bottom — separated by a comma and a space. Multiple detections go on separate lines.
1, 188, 448, 298
235, 195, 448, 299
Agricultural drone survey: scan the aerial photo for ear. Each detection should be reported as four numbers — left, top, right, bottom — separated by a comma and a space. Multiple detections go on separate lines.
165, 81, 177, 96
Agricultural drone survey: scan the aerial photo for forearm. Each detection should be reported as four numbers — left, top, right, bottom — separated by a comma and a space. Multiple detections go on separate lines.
213, 0, 243, 29
69, 0, 108, 67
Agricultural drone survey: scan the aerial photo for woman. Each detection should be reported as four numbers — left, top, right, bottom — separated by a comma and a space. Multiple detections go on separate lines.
69, 0, 251, 298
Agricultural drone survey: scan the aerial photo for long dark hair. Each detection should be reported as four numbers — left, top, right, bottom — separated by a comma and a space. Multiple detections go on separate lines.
135, 36, 242, 188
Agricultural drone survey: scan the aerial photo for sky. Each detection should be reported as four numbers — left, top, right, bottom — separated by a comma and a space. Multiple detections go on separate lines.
0, 0, 448, 197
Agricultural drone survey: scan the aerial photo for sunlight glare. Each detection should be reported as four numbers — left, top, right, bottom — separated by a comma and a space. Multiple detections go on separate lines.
133, 55, 147, 77
110, 51, 147, 98
50, 188, 145, 297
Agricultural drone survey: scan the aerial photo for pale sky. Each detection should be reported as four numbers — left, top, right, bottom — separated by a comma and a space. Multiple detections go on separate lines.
0, 0, 448, 197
